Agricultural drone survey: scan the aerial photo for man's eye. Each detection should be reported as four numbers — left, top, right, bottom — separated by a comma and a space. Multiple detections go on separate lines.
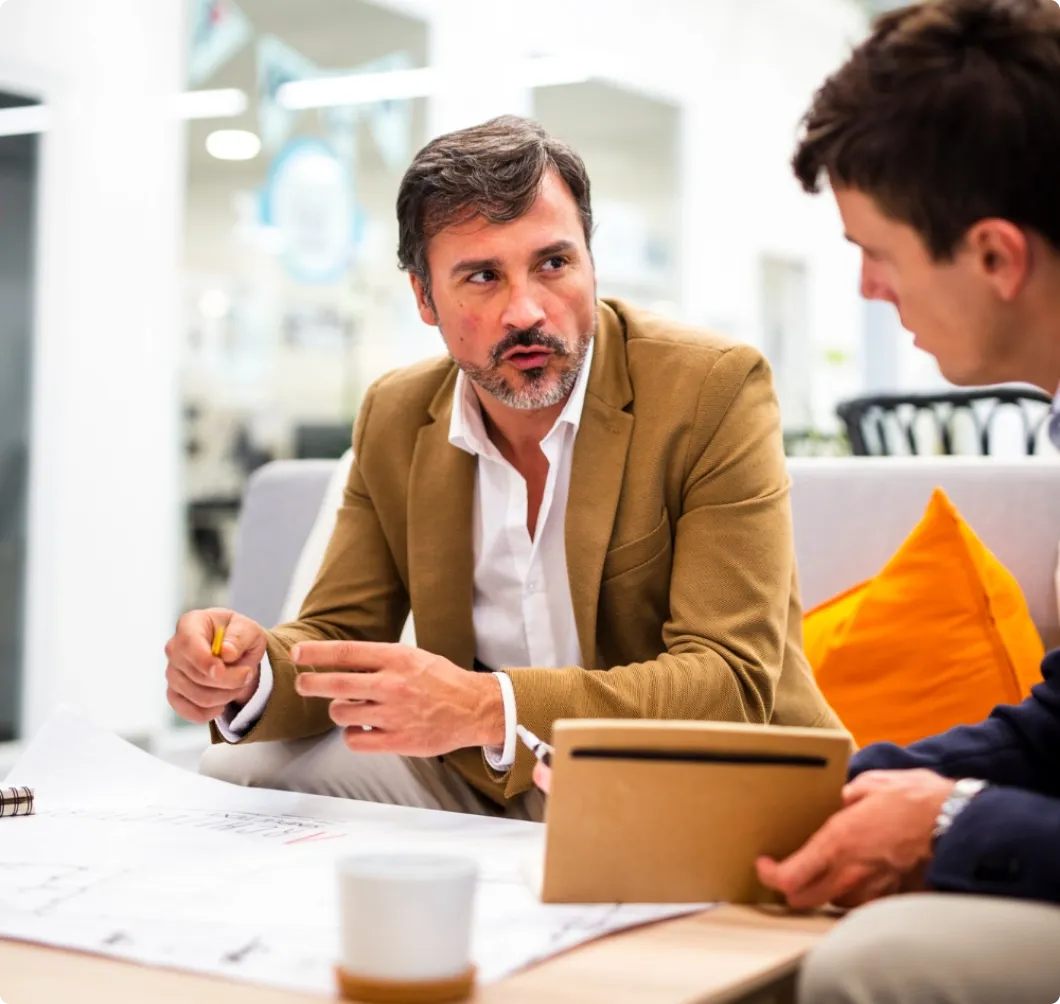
541, 256, 568, 272
468, 270, 497, 284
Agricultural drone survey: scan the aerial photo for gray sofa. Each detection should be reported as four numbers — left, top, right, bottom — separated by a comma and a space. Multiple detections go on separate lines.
206, 455, 1060, 786
229, 456, 1060, 649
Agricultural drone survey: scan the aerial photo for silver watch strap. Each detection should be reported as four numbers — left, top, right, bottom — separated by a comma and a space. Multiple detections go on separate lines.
933, 778, 989, 844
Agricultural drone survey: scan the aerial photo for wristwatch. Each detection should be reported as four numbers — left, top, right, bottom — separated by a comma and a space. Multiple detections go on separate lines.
932, 778, 989, 845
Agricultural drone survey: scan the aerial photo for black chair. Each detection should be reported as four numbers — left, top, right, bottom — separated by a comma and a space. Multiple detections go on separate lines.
835, 386, 1054, 456
187, 494, 242, 586
294, 422, 354, 460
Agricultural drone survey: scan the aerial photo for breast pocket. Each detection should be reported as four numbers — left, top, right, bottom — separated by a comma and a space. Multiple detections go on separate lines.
601, 509, 672, 582
598, 509, 673, 667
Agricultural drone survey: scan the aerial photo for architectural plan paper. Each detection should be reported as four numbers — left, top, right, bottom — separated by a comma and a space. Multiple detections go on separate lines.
0, 708, 709, 994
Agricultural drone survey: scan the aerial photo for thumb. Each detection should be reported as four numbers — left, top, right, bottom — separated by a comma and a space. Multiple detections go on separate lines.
842, 772, 883, 806
218, 613, 266, 665
756, 856, 781, 889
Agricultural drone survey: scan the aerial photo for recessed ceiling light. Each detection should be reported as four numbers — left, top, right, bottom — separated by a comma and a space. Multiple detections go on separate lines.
205, 129, 261, 161
177, 89, 248, 120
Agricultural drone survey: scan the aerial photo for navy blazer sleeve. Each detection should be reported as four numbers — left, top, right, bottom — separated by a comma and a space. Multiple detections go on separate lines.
849, 649, 1060, 904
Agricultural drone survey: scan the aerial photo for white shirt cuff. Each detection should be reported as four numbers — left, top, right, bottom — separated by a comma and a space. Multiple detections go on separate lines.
213, 654, 275, 742
483, 671, 517, 771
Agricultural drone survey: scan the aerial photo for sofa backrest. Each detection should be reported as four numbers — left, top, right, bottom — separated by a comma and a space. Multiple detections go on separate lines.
789, 457, 1060, 647
230, 456, 1060, 647
228, 460, 337, 629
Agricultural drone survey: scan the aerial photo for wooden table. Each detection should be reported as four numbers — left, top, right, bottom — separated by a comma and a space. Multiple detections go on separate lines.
1, 905, 835, 1004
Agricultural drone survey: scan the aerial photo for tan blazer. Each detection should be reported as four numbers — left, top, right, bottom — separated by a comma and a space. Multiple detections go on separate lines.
223, 299, 844, 804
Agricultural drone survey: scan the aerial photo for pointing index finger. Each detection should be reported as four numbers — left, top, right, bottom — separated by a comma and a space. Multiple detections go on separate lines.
290, 640, 394, 670
766, 822, 838, 899
294, 671, 384, 701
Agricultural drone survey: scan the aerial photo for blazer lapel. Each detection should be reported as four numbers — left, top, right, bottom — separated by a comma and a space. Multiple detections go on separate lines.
566, 303, 635, 669
407, 371, 478, 669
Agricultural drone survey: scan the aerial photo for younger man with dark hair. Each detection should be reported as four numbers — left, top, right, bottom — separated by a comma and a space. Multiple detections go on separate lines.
757, 1, 1060, 1000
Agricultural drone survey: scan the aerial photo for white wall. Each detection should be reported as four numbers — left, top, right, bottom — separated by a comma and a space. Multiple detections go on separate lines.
664, 0, 869, 430
0, 0, 186, 740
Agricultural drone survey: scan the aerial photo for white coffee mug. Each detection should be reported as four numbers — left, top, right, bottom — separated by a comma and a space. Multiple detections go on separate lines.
337, 853, 478, 985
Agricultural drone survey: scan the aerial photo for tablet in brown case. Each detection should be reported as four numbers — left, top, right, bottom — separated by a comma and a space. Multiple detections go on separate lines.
540, 719, 852, 904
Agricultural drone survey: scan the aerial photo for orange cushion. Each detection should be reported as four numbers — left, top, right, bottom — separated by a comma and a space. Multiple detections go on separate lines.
803, 488, 1044, 748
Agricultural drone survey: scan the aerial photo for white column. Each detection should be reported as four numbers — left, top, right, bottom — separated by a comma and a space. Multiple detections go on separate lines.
678, 96, 758, 337
0, 0, 186, 739
425, 1, 532, 139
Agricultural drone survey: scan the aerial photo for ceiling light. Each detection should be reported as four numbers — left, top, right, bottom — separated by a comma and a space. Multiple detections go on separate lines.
0, 105, 50, 137
0, 93, 250, 136
278, 67, 437, 111
176, 89, 248, 120
205, 129, 261, 161
277, 56, 596, 112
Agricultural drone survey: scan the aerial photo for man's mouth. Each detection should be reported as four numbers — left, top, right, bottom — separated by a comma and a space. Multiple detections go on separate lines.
503, 346, 553, 370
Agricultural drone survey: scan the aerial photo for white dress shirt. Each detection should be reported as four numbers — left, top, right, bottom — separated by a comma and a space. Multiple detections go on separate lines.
450, 341, 591, 768
217, 340, 592, 771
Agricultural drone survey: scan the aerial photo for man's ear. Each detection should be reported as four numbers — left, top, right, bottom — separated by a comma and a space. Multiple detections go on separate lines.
967, 219, 1031, 302
410, 274, 438, 326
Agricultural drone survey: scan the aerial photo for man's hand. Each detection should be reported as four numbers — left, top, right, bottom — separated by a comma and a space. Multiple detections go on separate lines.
164, 608, 266, 724
291, 641, 505, 757
756, 769, 956, 910
533, 762, 553, 794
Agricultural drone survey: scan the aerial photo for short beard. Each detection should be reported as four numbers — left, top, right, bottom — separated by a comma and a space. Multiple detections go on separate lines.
454, 318, 594, 411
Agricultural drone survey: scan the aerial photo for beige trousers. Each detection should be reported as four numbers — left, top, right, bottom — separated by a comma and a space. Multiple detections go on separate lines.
199, 727, 544, 822
798, 893, 1060, 1004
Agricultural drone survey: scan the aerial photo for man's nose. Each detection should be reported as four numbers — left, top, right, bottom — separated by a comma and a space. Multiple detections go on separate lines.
500, 282, 547, 332
860, 261, 889, 302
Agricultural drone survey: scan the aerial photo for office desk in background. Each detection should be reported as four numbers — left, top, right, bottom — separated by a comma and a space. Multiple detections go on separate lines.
1, 905, 834, 1004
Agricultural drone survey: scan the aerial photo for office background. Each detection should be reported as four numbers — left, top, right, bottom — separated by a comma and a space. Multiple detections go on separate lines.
0, 0, 977, 763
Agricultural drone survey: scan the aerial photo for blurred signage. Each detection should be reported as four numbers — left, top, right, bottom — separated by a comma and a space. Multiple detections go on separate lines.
263, 138, 354, 284
188, 0, 252, 86
257, 35, 317, 153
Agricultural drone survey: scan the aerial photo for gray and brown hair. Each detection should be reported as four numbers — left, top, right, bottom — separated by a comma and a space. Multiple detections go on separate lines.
396, 115, 593, 293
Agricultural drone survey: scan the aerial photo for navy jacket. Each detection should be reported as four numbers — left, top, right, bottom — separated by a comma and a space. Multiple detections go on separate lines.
850, 648, 1060, 904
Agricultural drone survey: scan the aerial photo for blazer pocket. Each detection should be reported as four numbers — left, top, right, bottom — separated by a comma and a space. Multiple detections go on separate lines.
602, 509, 671, 582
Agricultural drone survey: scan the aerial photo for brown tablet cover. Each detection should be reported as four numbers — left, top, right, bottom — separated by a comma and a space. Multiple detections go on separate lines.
541, 720, 851, 904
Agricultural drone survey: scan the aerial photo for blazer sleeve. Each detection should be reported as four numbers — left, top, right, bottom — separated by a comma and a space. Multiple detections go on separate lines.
501, 347, 801, 797
211, 378, 411, 746
927, 785, 1060, 903
851, 649, 1060, 902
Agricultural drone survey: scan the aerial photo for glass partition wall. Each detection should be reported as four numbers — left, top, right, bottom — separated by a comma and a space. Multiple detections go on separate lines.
0, 90, 38, 741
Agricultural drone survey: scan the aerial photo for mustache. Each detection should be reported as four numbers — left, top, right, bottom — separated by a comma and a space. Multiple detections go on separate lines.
489, 328, 569, 367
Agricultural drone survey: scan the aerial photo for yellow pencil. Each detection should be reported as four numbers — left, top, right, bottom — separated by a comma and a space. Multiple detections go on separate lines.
211, 625, 225, 658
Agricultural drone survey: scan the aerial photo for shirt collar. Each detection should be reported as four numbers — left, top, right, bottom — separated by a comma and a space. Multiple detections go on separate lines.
448, 337, 596, 457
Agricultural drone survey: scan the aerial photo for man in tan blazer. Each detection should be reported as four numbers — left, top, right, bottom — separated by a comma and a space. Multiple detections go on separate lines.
166, 115, 841, 818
